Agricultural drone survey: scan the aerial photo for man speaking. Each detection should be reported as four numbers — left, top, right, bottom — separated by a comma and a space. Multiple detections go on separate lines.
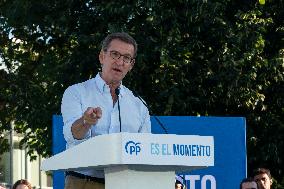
61, 32, 151, 189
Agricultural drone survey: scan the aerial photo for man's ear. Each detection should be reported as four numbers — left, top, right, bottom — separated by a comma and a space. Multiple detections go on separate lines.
99, 50, 104, 65
129, 59, 135, 71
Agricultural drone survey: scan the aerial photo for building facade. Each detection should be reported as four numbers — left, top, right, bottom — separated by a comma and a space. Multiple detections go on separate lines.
0, 132, 52, 188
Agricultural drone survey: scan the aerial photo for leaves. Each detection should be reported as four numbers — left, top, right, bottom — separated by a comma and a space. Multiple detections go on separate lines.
0, 0, 283, 185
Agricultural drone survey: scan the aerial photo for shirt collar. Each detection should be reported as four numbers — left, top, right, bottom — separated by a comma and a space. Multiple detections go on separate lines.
94, 73, 125, 97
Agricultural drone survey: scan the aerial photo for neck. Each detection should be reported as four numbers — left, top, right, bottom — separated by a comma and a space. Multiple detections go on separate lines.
100, 72, 121, 89
109, 83, 120, 91
110, 85, 119, 106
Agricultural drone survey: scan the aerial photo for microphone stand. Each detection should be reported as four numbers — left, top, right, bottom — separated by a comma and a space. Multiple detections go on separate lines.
115, 88, 122, 132
133, 91, 168, 134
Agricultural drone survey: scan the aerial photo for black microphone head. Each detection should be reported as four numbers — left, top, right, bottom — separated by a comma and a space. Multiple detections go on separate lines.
115, 87, 120, 96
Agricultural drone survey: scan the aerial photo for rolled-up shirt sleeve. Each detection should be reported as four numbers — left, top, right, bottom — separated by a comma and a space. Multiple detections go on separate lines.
61, 85, 91, 147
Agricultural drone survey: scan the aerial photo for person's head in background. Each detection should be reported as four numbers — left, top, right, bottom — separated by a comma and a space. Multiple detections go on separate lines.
12, 179, 32, 189
175, 180, 183, 189
240, 177, 258, 189
253, 168, 273, 189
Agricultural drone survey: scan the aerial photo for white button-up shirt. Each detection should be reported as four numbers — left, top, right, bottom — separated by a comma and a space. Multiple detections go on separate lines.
61, 73, 151, 177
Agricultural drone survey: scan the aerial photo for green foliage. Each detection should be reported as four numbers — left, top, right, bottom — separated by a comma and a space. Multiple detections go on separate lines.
0, 0, 283, 185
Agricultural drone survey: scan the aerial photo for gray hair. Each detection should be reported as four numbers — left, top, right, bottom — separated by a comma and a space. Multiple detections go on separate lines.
101, 32, 138, 57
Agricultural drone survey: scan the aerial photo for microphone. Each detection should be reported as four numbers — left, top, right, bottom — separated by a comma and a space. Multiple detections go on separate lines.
115, 87, 122, 132
133, 91, 168, 134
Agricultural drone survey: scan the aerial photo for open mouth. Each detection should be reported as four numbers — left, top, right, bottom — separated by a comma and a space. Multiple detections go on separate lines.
113, 68, 122, 73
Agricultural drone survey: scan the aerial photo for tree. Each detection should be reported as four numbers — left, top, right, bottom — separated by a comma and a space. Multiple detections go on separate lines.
0, 0, 283, 186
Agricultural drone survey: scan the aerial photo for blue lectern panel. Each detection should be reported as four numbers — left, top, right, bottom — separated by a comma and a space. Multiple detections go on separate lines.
52, 115, 65, 189
151, 116, 246, 189
52, 115, 246, 189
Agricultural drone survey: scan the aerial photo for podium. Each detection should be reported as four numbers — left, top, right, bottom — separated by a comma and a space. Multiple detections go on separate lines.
41, 132, 214, 189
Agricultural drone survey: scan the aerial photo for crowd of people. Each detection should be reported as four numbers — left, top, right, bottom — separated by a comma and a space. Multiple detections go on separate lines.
0, 168, 273, 189
240, 168, 273, 189
174, 167, 273, 189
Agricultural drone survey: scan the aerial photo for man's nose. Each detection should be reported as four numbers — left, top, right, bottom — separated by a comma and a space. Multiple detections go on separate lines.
261, 180, 265, 185
258, 182, 265, 188
115, 57, 124, 66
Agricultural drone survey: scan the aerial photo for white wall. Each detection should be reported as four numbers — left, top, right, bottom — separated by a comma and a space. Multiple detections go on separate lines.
0, 134, 52, 188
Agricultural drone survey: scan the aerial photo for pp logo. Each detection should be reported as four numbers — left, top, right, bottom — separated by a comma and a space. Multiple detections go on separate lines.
125, 141, 141, 155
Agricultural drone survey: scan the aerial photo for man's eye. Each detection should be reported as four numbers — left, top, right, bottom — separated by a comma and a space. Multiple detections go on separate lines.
124, 56, 131, 61
113, 52, 120, 57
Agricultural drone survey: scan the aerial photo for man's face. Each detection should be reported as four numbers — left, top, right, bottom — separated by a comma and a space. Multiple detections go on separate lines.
242, 181, 258, 189
254, 173, 272, 189
99, 39, 135, 85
